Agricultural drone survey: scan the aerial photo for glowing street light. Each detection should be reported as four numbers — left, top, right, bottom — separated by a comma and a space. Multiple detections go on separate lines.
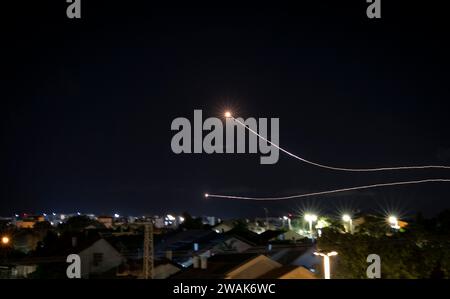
1, 236, 10, 245
388, 216, 400, 230
304, 214, 318, 236
224, 111, 232, 118
314, 251, 338, 279
342, 214, 353, 234
204, 193, 209, 198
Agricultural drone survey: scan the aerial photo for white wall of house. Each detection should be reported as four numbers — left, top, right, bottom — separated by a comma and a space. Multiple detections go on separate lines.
79, 239, 124, 278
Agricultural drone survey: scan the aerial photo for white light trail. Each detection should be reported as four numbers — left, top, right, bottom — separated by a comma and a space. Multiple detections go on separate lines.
232, 117, 450, 172
205, 179, 450, 201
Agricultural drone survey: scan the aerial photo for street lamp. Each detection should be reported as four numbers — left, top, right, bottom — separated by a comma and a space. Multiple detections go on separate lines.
342, 214, 353, 234
388, 216, 400, 230
314, 251, 338, 279
304, 214, 318, 236
224, 111, 232, 118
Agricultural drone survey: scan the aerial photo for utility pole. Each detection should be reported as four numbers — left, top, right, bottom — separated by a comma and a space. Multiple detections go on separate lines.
143, 222, 154, 279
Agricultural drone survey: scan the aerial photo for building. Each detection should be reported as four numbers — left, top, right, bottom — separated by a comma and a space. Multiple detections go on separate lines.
211, 236, 253, 254
97, 216, 114, 229
26, 232, 125, 278
212, 221, 235, 233
14, 214, 45, 229
173, 253, 282, 279
77, 238, 124, 278
269, 230, 305, 242
258, 265, 317, 279
117, 258, 181, 279
0, 264, 37, 279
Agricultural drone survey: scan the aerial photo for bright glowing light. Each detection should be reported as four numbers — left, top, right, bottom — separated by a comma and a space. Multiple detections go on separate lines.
283, 216, 289, 220
1, 236, 10, 245
316, 219, 329, 229
224, 111, 232, 118
114, 213, 120, 218
204, 193, 209, 198
388, 216, 397, 224
304, 214, 318, 237
166, 214, 176, 221
388, 216, 400, 229
342, 214, 353, 233
231, 117, 450, 172
304, 214, 318, 222
179, 216, 185, 223
314, 251, 338, 279
204, 179, 450, 201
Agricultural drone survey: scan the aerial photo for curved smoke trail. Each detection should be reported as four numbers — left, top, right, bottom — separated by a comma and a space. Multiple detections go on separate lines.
232, 117, 450, 172
205, 179, 450, 201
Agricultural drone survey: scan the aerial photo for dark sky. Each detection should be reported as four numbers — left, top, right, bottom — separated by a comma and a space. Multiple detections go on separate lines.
2, 1, 450, 218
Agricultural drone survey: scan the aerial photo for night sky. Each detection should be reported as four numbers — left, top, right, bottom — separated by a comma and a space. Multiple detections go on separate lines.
2, 1, 450, 218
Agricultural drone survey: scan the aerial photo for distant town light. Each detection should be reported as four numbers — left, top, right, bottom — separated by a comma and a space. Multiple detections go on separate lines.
166, 214, 176, 221
179, 216, 185, 223
1, 236, 10, 245
114, 213, 120, 218
342, 214, 351, 222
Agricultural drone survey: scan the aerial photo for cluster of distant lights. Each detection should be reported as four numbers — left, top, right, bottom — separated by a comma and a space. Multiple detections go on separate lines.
300, 213, 401, 230
165, 214, 185, 225
14, 212, 184, 220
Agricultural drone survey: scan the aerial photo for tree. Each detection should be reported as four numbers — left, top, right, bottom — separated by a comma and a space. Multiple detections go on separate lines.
317, 213, 450, 279
34, 221, 52, 231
